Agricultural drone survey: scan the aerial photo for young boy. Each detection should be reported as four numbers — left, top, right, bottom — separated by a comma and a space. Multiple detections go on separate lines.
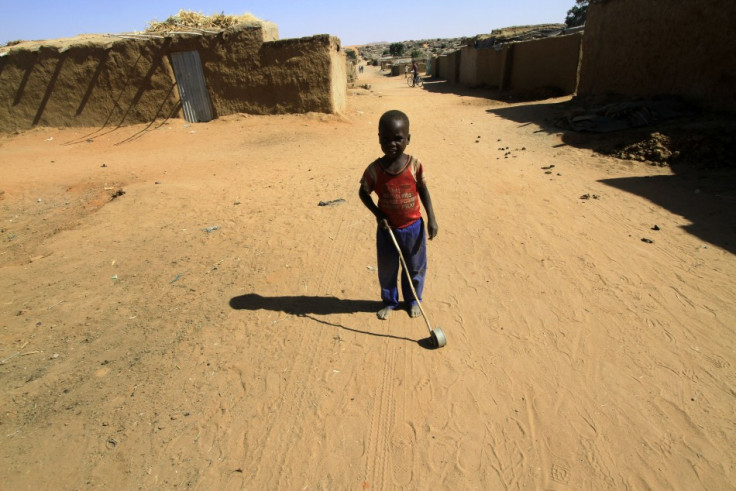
359, 110, 439, 320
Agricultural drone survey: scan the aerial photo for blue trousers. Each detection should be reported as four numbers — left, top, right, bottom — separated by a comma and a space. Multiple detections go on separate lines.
376, 218, 427, 309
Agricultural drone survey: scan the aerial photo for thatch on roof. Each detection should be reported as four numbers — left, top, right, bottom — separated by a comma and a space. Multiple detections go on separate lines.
145, 10, 276, 34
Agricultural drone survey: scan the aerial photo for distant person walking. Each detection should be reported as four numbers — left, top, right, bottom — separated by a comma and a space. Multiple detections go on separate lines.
411, 59, 420, 84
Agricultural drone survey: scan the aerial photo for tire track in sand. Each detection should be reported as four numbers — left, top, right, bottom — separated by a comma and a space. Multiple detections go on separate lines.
248, 204, 354, 487
361, 341, 418, 488
363, 342, 398, 488
390, 346, 416, 487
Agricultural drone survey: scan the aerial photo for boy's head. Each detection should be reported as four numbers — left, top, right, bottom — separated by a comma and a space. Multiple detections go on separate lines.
378, 110, 410, 159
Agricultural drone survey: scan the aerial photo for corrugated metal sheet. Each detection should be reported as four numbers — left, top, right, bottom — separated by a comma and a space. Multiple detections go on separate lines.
170, 51, 214, 123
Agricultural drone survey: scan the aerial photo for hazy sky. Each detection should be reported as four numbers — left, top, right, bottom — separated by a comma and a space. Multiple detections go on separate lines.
1, 0, 576, 46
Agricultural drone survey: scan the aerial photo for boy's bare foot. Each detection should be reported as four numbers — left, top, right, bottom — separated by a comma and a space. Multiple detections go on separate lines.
377, 306, 392, 320
410, 304, 421, 318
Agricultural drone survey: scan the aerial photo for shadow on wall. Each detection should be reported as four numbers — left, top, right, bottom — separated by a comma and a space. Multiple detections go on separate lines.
116, 40, 179, 127
10, 52, 35, 106
75, 49, 110, 116
486, 100, 736, 255
32, 53, 66, 126
2, 39, 180, 136
66, 44, 182, 145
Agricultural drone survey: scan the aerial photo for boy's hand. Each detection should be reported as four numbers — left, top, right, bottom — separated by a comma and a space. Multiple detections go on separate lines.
377, 213, 389, 228
427, 219, 439, 240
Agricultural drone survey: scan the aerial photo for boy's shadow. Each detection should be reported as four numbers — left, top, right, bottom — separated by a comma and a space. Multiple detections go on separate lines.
229, 294, 437, 348
229, 293, 377, 315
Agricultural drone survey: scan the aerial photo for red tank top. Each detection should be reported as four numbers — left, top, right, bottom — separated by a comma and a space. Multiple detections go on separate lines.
361, 155, 426, 229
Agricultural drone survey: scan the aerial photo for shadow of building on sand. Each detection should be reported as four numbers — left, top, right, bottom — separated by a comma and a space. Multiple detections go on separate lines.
485, 99, 736, 254
599, 172, 736, 255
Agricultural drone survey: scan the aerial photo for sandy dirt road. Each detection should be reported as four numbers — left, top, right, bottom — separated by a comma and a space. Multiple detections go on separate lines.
1, 66, 734, 489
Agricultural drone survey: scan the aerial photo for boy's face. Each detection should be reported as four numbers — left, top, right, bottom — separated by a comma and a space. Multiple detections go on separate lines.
378, 118, 410, 160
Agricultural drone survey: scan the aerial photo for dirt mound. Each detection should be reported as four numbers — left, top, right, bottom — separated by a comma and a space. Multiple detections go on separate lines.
609, 124, 736, 169
612, 132, 676, 165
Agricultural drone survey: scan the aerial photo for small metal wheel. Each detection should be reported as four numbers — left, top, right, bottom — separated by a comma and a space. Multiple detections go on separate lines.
431, 328, 447, 348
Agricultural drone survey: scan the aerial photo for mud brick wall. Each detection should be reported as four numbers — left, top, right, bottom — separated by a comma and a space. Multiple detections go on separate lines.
577, 0, 736, 111
0, 26, 346, 133
446, 33, 581, 94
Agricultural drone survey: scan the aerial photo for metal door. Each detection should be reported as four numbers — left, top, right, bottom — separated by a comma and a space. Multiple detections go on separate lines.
170, 50, 214, 123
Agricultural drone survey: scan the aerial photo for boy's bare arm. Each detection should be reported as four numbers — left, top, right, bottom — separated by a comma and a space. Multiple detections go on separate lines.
418, 184, 438, 239
359, 187, 388, 225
